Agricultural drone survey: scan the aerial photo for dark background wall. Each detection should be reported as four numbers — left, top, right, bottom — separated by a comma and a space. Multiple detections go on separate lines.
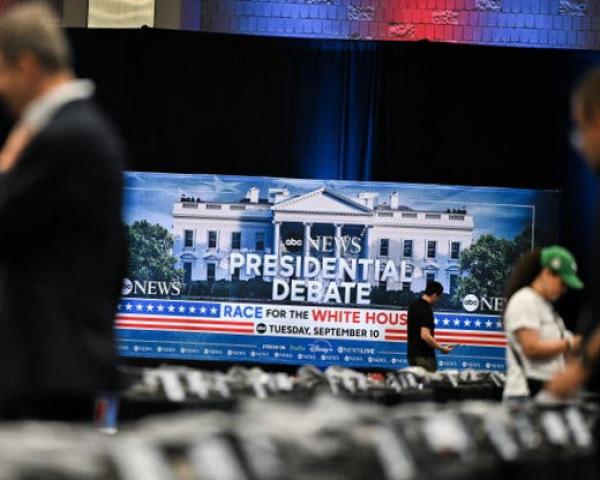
68, 28, 586, 185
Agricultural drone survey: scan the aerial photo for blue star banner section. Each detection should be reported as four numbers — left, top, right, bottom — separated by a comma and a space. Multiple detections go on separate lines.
118, 299, 221, 317
117, 172, 560, 371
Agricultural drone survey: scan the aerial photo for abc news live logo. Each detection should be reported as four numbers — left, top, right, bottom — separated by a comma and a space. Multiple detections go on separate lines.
462, 294, 505, 313
121, 278, 182, 296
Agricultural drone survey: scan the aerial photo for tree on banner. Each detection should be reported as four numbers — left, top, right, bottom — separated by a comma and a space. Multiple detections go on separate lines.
126, 220, 182, 283
453, 225, 549, 305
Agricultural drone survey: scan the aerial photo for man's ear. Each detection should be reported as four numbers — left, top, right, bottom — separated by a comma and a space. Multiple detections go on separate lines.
14, 51, 41, 77
573, 99, 600, 129
590, 109, 600, 129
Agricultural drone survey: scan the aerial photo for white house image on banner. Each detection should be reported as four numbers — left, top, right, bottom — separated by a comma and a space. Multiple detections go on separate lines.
171, 187, 475, 296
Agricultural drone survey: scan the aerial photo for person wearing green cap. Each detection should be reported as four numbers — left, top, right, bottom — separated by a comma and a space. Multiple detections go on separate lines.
502, 246, 583, 399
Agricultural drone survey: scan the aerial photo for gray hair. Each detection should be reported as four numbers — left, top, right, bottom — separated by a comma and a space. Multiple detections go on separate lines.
0, 2, 71, 72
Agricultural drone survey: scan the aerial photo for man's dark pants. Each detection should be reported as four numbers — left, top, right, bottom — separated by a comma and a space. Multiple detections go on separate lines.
408, 356, 437, 372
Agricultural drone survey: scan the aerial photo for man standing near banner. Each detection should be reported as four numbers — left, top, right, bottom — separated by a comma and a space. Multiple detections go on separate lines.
0, 3, 126, 420
406, 281, 452, 372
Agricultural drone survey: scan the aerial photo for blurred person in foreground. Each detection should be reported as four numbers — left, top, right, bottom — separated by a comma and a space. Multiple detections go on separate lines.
0, 3, 126, 420
502, 247, 583, 399
545, 68, 600, 400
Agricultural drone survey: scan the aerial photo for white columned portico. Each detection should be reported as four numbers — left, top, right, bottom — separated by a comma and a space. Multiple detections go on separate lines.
273, 221, 281, 259
334, 223, 343, 282
303, 222, 312, 278
364, 225, 374, 283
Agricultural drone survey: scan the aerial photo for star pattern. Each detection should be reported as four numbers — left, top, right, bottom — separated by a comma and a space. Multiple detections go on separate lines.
432, 315, 504, 331
117, 300, 222, 318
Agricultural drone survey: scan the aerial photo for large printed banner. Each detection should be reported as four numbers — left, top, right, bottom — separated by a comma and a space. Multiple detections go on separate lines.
118, 173, 560, 371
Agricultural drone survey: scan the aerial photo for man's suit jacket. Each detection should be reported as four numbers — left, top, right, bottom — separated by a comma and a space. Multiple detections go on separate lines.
0, 99, 127, 401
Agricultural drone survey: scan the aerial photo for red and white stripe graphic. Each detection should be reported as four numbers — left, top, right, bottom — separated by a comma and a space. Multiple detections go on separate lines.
115, 314, 255, 335
384, 328, 506, 347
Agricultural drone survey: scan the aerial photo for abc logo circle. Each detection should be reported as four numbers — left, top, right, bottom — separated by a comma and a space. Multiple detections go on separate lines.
462, 294, 480, 312
283, 233, 303, 253
256, 323, 267, 334
121, 278, 133, 296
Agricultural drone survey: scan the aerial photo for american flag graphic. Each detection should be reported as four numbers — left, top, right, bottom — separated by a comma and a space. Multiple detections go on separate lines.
384, 313, 506, 347
115, 299, 255, 335
116, 300, 506, 349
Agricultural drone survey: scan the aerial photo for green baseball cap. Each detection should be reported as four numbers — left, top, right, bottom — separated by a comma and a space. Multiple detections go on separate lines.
540, 245, 584, 289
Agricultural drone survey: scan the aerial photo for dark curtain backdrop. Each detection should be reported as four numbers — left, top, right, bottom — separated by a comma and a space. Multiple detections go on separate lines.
66, 28, 586, 188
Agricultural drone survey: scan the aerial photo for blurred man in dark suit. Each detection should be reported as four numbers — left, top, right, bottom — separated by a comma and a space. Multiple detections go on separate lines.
545, 68, 600, 398
0, 3, 126, 420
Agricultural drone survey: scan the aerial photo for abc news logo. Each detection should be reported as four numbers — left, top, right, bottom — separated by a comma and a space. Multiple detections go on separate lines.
284, 234, 303, 253
462, 294, 480, 312
282, 232, 362, 254
284, 239, 303, 246
121, 278, 182, 296
462, 294, 505, 313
